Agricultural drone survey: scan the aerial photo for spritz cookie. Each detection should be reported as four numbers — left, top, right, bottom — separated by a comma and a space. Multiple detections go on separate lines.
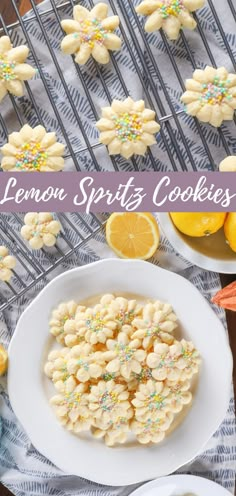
74, 305, 117, 345
96, 97, 160, 159
131, 412, 174, 444
21, 212, 61, 250
88, 379, 132, 429
50, 382, 92, 432
61, 3, 121, 65
219, 156, 236, 172
44, 347, 71, 391
166, 379, 192, 413
136, 0, 205, 40
104, 332, 146, 379
1, 124, 65, 172
0, 36, 36, 102
66, 344, 104, 382
49, 300, 79, 344
92, 416, 130, 446
147, 340, 201, 381
132, 301, 178, 349
132, 380, 173, 421
0, 246, 16, 282
181, 66, 236, 127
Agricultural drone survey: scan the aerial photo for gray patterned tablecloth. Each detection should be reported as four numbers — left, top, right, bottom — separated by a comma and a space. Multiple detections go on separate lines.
0, 0, 236, 494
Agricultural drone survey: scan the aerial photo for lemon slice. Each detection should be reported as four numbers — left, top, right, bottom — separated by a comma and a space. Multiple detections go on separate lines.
106, 212, 160, 260
0, 344, 8, 376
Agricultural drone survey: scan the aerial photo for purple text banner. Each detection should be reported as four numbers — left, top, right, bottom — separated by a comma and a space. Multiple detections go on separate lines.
0, 172, 236, 213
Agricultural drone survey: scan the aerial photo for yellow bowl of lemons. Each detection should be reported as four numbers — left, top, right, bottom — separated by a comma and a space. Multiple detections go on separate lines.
159, 212, 236, 274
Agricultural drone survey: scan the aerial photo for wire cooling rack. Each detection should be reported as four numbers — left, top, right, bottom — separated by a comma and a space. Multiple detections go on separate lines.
0, 0, 236, 310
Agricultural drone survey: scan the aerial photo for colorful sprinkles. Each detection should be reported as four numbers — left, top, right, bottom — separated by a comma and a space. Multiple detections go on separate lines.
114, 112, 143, 142
201, 77, 233, 105
15, 141, 48, 171
158, 0, 184, 19
0, 56, 16, 81
77, 18, 109, 48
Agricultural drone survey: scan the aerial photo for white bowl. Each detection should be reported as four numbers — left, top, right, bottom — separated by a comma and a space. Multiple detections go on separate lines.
130, 474, 232, 496
8, 259, 233, 486
159, 213, 236, 274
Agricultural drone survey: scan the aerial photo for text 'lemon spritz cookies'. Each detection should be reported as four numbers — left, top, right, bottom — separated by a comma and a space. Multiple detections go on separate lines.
0, 246, 16, 282
0, 124, 65, 171
45, 293, 201, 447
61, 3, 121, 65
0, 36, 36, 102
21, 213, 61, 249
136, 0, 205, 40
96, 97, 160, 159
181, 66, 236, 127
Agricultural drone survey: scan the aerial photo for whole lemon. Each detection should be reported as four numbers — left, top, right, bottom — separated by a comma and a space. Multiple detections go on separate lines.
224, 213, 236, 252
0, 344, 8, 376
170, 212, 227, 237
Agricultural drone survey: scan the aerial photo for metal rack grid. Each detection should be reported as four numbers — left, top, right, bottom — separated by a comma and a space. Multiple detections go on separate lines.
0, 212, 108, 312
0, 0, 235, 310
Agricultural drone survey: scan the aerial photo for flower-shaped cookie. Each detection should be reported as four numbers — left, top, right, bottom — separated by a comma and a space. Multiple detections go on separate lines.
96, 97, 160, 159
132, 301, 177, 349
1, 124, 65, 171
50, 382, 92, 431
44, 347, 70, 390
0, 246, 16, 282
132, 380, 173, 421
21, 212, 61, 250
0, 36, 36, 102
49, 300, 79, 344
104, 332, 146, 379
88, 380, 132, 429
131, 411, 174, 444
61, 3, 121, 65
181, 66, 236, 127
92, 416, 130, 446
166, 379, 192, 413
147, 340, 200, 381
74, 306, 117, 345
107, 296, 143, 332
67, 344, 104, 382
136, 0, 205, 40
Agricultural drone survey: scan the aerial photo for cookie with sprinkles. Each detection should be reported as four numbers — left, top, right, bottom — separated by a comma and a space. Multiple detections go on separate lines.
181, 66, 236, 127
0, 245, 16, 282
96, 97, 160, 159
0, 36, 36, 102
21, 212, 61, 250
1, 124, 65, 172
61, 3, 122, 65
136, 0, 205, 40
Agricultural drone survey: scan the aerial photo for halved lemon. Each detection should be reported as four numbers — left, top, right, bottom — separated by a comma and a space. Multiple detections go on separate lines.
170, 212, 226, 237
0, 344, 8, 376
106, 212, 160, 260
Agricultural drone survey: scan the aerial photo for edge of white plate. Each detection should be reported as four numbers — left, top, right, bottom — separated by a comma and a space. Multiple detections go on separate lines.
8, 259, 233, 485
130, 474, 232, 496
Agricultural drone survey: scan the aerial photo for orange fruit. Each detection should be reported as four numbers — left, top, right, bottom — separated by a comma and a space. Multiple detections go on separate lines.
0, 344, 8, 376
106, 212, 160, 260
170, 212, 226, 237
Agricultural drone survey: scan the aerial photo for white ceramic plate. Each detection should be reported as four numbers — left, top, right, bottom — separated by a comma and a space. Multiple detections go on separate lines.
8, 259, 233, 486
130, 474, 232, 496
159, 212, 236, 274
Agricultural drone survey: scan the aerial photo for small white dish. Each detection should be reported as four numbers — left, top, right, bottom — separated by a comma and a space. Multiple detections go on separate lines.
130, 474, 232, 496
159, 212, 236, 274
8, 259, 233, 486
